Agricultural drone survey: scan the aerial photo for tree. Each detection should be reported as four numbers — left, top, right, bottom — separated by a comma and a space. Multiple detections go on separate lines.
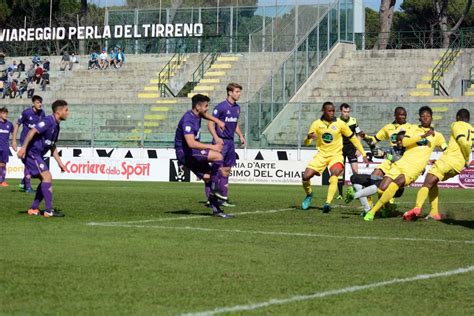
436, 0, 473, 47
78, 0, 88, 54
378, 0, 397, 49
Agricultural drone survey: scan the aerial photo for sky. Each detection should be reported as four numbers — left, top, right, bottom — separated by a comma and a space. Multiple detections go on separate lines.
90, 0, 404, 11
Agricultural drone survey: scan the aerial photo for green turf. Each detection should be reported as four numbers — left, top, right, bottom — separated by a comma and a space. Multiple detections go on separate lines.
0, 180, 473, 315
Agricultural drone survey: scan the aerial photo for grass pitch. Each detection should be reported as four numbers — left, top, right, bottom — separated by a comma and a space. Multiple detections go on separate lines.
1, 180, 473, 315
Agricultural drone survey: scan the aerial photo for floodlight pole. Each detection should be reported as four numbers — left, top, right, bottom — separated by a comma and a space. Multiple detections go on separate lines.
49, 0, 52, 27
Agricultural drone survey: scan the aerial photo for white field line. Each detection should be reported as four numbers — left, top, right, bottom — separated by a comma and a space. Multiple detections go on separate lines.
181, 265, 474, 316
88, 223, 474, 244
87, 208, 295, 226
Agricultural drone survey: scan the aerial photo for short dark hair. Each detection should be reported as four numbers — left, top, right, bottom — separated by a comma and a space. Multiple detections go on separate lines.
52, 100, 68, 113
32, 95, 42, 103
394, 106, 406, 115
191, 94, 210, 109
457, 108, 470, 122
419, 106, 433, 116
321, 101, 334, 111
226, 83, 243, 95
340, 103, 351, 111
0, 107, 8, 113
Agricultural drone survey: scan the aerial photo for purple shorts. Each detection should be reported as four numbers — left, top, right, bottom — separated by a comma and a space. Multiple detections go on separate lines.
177, 149, 211, 180
213, 139, 237, 167
23, 154, 49, 177
0, 149, 9, 163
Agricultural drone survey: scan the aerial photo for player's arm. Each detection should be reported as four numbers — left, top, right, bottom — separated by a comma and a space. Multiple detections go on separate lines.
235, 124, 246, 147
365, 125, 388, 145
401, 128, 434, 147
11, 114, 24, 151
51, 145, 66, 172
17, 128, 38, 159
304, 121, 318, 146
202, 112, 225, 131
453, 127, 471, 164
184, 134, 222, 152
207, 120, 223, 145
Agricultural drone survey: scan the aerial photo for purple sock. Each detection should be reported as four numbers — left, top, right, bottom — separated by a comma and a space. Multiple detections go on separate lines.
220, 175, 229, 197
210, 160, 223, 192
204, 181, 212, 199
209, 195, 221, 213
31, 183, 44, 209
24, 169, 31, 190
0, 165, 5, 182
41, 182, 53, 210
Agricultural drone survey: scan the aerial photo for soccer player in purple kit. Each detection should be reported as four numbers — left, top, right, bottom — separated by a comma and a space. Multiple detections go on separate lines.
0, 107, 14, 187
12, 95, 46, 193
174, 94, 233, 218
17, 100, 69, 217
207, 83, 246, 206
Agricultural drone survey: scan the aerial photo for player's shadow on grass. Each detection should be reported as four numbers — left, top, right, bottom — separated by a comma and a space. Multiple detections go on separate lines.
440, 219, 474, 229
165, 210, 213, 217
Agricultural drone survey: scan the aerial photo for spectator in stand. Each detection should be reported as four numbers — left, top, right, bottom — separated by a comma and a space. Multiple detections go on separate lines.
7, 60, 20, 78
9, 79, 18, 98
115, 48, 125, 68
88, 51, 99, 70
18, 79, 27, 98
34, 65, 43, 84
32, 54, 41, 66
99, 50, 109, 69
0, 80, 3, 95
70, 52, 78, 69
108, 48, 116, 68
27, 80, 35, 98
0, 51, 5, 65
60, 52, 71, 71
40, 71, 49, 91
26, 64, 35, 82
43, 58, 50, 72
1, 81, 9, 98
17, 60, 25, 73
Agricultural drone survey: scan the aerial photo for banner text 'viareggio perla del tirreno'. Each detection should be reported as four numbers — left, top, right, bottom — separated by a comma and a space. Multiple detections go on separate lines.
0, 24, 203, 42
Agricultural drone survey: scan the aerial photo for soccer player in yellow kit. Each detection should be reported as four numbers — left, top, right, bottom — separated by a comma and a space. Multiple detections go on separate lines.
404, 109, 473, 221
301, 102, 369, 212
348, 107, 411, 213
367, 107, 411, 178
364, 106, 447, 221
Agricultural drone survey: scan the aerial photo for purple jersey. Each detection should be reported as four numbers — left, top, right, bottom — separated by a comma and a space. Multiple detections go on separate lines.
18, 107, 46, 144
0, 119, 13, 149
26, 115, 60, 157
175, 110, 202, 158
212, 100, 240, 140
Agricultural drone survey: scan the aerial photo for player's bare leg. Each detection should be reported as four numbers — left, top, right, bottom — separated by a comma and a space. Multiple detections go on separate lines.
323, 163, 344, 213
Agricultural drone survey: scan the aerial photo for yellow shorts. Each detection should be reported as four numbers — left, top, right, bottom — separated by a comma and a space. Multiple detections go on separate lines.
376, 159, 392, 175
428, 158, 460, 182
307, 154, 344, 175
386, 160, 424, 186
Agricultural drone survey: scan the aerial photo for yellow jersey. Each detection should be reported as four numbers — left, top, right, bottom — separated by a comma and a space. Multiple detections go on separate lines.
400, 125, 447, 168
304, 117, 366, 157
373, 122, 411, 147
439, 121, 473, 171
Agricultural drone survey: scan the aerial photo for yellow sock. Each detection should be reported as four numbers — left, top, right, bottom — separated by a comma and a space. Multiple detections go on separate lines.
326, 175, 338, 204
429, 185, 439, 215
415, 187, 429, 209
369, 182, 400, 215
303, 180, 312, 195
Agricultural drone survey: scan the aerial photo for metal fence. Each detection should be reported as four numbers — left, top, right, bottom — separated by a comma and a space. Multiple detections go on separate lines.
4, 102, 473, 150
